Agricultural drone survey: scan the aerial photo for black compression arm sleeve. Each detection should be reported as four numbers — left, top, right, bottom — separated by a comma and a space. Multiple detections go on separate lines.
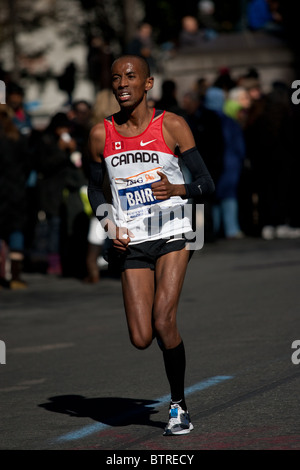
87, 161, 108, 222
181, 147, 215, 199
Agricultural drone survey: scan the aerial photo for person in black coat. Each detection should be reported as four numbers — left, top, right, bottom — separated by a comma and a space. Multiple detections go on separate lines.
0, 105, 32, 288
37, 112, 89, 277
37, 112, 77, 274
181, 90, 224, 241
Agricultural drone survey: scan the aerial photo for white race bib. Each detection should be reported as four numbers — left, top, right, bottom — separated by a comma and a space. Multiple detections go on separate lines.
113, 167, 163, 222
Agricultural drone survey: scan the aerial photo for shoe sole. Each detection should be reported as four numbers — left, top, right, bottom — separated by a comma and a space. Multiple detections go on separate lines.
163, 423, 194, 436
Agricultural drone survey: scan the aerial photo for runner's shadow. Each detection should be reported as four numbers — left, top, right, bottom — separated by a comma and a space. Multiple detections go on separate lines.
38, 395, 166, 429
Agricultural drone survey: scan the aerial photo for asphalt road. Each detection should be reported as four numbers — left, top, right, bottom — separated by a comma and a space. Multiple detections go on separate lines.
1, 236, 300, 455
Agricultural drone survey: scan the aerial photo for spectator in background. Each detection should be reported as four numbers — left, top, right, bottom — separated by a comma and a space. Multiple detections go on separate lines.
125, 22, 157, 72
6, 82, 32, 137
204, 86, 246, 239
223, 86, 252, 128
60, 101, 94, 279
247, 0, 283, 34
193, 77, 210, 101
68, 99, 93, 166
87, 36, 115, 93
36, 112, 78, 275
239, 71, 266, 137
57, 62, 76, 105
244, 81, 296, 239
213, 67, 236, 95
60, 153, 90, 280
178, 16, 203, 48
154, 80, 186, 116
198, 0, 219, 40
84, 89, 119, 283
0, 105, 32, 288
238, 77, 262, 105
181, 90, 224, 241
5, 81, 39, 261
237, 66, 261, 89
236, 75, 266, 236
69, 100, 92, 132
181, 90, 224, 184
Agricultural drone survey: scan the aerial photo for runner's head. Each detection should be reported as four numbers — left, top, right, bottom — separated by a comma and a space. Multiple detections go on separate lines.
111, 55, 153, 109
112, 54, 151, 78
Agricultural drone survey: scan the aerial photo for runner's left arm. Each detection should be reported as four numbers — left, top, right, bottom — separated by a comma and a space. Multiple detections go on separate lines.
152, 113, 215, 200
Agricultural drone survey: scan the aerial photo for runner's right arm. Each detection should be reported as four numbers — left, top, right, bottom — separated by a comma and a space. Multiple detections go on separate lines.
88, 123, 133, 251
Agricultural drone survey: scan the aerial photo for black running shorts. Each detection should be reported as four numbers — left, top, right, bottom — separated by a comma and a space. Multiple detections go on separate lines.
108, 237, 192, 271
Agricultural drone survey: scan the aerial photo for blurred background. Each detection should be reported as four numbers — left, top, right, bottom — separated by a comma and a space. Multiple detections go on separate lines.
1, 0, 299, 121
1, 0, 300, 289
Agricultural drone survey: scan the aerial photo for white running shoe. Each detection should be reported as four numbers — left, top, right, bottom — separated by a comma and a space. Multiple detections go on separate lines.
163, 403, 194, 436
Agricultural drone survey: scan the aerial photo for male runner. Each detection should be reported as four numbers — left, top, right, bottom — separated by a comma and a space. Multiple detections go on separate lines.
88, 55, 214, 435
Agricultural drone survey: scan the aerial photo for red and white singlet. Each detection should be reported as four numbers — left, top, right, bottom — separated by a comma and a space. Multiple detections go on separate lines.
103, 109, 193, 244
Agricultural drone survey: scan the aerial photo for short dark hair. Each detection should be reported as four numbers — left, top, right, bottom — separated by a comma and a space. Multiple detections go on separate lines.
72, 99, 92, 111
111, 55, 151, 78
6, 82, 24, 97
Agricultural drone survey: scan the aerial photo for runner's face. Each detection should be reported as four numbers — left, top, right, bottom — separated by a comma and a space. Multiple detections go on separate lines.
111, 58, 152, 108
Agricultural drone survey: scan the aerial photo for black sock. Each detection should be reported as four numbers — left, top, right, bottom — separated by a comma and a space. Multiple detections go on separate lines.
162, 341, 187, 410
170, 399, 187, 411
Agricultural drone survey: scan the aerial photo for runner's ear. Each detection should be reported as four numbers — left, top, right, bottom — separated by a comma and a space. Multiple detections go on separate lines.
145, 76, 154, 92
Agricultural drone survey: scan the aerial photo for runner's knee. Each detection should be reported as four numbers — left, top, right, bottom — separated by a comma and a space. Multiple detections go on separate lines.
129, 331, 153, 350
154, 314, 177, 339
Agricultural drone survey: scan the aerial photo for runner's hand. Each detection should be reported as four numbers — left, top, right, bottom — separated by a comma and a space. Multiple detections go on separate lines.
151, 171, 185, 199
151, 172, 173, 200
113, 227, 134, 252
104, 221, 134, 252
